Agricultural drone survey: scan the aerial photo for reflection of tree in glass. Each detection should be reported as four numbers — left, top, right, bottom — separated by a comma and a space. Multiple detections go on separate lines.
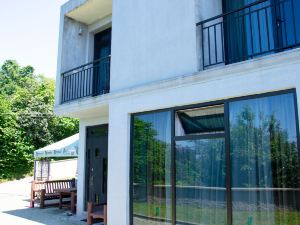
133, 118, 170, 185
133, 116, 171, 221
230, 106, 299, 188
176, 139, 225, 187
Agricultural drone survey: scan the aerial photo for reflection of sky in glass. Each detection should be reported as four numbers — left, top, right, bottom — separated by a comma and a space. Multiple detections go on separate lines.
136, 111, 171, 143
230, 93, 297, 143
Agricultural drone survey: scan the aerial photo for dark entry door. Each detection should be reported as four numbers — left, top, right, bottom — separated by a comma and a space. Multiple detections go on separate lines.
93, 28, 111, 96
86, 125, 108, 206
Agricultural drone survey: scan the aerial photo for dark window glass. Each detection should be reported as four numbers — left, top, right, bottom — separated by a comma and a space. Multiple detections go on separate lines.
230, 93, 300, 225
132, 111, 172, 225
223, 0, 300, 64
93, 28, 111, 95
224, 0, 274, 63
176, 105, 224, 136
94, 28, 111, 60
176, 138, 227, 225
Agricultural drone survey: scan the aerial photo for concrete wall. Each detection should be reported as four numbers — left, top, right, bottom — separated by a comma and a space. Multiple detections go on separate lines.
110, 0, 199, 91
55, 7, 88, 106
60, 17, 88, 73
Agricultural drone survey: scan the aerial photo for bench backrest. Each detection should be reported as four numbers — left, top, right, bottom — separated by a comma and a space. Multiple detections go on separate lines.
44, 179, 75, 194
32, 179, 75, 194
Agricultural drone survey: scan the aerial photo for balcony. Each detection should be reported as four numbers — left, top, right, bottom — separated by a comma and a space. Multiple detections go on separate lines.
197, 0, 300, 69
61, 56, 110, 104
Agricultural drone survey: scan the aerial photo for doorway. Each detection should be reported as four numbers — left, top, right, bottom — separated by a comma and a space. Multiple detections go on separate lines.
92, 28, 111, 96
85, 124, 108, 207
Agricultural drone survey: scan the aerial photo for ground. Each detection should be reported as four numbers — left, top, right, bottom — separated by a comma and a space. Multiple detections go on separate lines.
0, 177, 87, 225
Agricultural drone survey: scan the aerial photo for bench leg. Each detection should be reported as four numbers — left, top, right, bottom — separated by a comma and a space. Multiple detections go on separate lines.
30, 200, 34, 208
59, 193, 63, 209
30, 190, 35, 208
40, 189, 45, 209
104, 205, 107, 225
87, 202, 93, 225
71, 192, 76, 214
30, 182, 35, 208
87, 215, 93, 225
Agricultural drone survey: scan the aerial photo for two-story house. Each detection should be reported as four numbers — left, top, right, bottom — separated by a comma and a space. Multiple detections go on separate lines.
54, 0, 300, 224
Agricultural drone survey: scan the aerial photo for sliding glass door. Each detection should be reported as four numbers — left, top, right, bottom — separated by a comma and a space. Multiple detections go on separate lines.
176, 138, 226, 225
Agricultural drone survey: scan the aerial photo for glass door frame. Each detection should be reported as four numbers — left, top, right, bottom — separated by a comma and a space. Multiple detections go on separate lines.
173, 130, 230, 225
130, 88, 300, 225
172, 102, 231, 225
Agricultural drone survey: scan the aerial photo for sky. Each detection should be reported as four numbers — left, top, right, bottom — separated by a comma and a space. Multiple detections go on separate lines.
0, 0, 68, 79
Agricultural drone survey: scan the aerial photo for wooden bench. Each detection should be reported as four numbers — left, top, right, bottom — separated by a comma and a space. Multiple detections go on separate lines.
87, 202, 107, 225
30, 179, 75, 209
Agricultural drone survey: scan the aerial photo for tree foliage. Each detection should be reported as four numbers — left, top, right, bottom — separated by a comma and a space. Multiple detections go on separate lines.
0, 60, 79, 180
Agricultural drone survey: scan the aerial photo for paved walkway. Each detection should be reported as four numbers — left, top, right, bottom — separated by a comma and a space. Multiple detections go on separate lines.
0, 177, 86, 225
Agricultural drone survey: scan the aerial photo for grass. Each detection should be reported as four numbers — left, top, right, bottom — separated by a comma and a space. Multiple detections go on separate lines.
133, 202, 300, 225
0, 173, 33, 184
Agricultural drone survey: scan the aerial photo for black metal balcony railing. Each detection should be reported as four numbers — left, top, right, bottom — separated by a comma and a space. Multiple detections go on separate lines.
197, 0, 300, 69
61, 56, 110, 103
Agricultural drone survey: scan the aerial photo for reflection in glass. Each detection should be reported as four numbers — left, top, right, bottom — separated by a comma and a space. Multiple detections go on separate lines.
176, 139, 227, 225
230, 93, 300, 225
176, 105, 224, 136
132, 111, 172, 225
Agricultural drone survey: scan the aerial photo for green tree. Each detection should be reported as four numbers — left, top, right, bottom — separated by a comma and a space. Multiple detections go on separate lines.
0, 60, 79, 180
0, 96, 33, 179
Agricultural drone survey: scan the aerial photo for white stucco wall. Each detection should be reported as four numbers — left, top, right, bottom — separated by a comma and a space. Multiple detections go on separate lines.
107, 50, 300, 225
60, 17, 88, 73
110, 0, 199, 91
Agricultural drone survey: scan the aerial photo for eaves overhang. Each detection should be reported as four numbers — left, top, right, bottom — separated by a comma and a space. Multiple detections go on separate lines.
63, 0, 112, 25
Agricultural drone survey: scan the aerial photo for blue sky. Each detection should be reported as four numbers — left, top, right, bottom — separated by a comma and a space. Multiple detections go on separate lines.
0, 0, 68, 79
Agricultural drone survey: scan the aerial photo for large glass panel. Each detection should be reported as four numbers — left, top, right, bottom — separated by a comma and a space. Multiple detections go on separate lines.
230, 93, 300, 225
176, 138, 227, 225
132, 111, 172, 225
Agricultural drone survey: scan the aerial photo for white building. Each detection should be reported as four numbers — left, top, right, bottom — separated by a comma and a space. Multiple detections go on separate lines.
54, 0, 300, 224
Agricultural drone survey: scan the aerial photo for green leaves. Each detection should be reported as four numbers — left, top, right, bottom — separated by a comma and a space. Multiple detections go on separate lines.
0, 60, 79, 180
